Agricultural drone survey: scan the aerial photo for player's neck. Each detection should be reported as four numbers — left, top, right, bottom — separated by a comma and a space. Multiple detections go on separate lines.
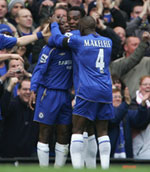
84, 30, 96, 36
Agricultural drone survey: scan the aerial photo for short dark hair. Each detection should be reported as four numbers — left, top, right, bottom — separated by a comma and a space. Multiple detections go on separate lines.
69, 6, 86, 18
18, 77, 31, 89
131, 2, 143, 13
79, 16, 96, 30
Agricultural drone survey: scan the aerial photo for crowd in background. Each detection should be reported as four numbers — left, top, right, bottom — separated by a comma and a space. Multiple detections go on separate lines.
0, 0, 150, 161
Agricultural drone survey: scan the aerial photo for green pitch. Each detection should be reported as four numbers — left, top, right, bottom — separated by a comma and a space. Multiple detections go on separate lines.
0, 164, 150, 172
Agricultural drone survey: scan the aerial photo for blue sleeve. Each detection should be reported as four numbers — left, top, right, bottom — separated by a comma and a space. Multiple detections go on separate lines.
128, 105, 150, 128
67, 35, 80, 49
50, 22, 66, 47
30, 46, 53, 92
48, 36, 56, 47
0, 34, 17, 50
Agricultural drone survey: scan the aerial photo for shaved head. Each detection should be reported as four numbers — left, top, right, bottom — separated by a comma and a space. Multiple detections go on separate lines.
78, 16, 96, 36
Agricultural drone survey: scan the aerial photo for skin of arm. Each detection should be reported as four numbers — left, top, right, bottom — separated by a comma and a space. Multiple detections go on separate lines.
17, 24, 51, 46
17, 33, 41, 46
0, 54, 24, 62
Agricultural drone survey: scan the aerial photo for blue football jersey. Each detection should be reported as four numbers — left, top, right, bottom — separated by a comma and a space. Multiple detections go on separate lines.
50, 23, 80, 94
50, 22, 112, 103
0, 34, 17, 50
67, 34, 113, 103
31, 45, 72, 92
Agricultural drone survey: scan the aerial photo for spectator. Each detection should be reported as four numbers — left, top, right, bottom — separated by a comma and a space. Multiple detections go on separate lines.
109, 87, 150, 158
113, 26, 126, 59
126, 1, 150, 40
111, 74, 125, 92
0, 23, 23, 77
15, 8, 35, 64
88, 0, 126, 29
38, 0, 55, 25
0, 0, 18, 36
7, 58, 31, 89
126, 1, 150, 56
0, 77, 39, 157
130, 75, 150, 159
119, 0, 143, 19
110, 32, 150, 99
7, 0, 25, 27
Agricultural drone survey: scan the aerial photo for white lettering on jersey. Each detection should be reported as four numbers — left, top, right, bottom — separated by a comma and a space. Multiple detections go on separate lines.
40, 54, 48, 63
64, 32, 73, 38
84, 40, 111, 48
58, 60, 72, 65
96, 48, 105, 73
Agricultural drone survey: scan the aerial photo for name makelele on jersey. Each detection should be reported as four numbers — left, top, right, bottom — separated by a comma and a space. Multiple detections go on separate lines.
84, 40, 111, 47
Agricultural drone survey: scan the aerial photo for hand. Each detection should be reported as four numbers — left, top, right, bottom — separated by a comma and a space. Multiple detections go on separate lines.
14, 66, 24, 78
29, 91, 36, 110
102, 0, 114, 9
50, 14, 62, 24
0, 68, 16, 82
41, 24, 51, 38
41, 0, 54, 7
97, 0, 103, 16
141, 92, 150, 106
5, 68, 16, 78
22, 69, 32, 78
7, 77, 18, 92
142, 31, 150, 42
91, 11, 99, 21
124, 87, 131, 105
10, 54, 24, 63
97, 18, 107, 30
139, 0, 149, 19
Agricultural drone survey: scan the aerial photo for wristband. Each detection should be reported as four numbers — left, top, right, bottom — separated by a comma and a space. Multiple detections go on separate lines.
36, 32, 44, 39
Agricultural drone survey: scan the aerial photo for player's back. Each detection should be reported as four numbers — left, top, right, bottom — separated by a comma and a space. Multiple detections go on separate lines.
68, 33, 113, 103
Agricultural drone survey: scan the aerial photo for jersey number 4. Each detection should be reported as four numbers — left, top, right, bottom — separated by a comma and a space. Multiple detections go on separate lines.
96, 48, 105, 73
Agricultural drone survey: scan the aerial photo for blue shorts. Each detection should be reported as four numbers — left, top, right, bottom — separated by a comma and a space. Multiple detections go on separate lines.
34, 86, 72, 125
73, 96, 114, 121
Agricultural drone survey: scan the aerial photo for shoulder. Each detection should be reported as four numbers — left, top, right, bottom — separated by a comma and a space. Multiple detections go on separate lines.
112, 56, 125, 63
42, 45, 55, 54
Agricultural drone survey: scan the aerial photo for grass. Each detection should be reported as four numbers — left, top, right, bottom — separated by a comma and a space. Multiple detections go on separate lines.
0, 164, 150, 172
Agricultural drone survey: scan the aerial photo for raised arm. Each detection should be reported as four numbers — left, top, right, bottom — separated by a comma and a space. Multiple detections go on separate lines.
110, 31, 150, 77
0, 54, 24, 63
17, 24, 51, 46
